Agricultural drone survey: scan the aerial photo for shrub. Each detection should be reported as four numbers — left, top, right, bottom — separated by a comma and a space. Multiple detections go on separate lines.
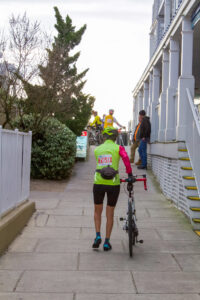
13, 115, 76, 180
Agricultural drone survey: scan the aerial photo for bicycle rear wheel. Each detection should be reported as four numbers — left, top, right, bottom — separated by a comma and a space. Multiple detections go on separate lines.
128, 200, 133, 257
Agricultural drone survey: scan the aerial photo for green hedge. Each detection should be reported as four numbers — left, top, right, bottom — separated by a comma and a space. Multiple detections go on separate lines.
14, 116, 76, 180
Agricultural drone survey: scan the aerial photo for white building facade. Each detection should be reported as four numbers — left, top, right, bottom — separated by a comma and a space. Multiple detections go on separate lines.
133, 0, 200, 229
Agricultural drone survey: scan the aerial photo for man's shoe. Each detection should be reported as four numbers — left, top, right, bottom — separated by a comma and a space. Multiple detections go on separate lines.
103, 241, 112, 251
135, 159, 142, 166
137, 165, 147, 170
92, 237, 102, 249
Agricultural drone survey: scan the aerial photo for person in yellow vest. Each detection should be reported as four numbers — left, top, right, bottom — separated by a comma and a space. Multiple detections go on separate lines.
90, 111, 102, 129
92, 127, 133, 251
104, 109, 125, 129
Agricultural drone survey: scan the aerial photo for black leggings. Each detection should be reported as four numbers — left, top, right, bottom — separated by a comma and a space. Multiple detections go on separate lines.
93, 184, 120, 207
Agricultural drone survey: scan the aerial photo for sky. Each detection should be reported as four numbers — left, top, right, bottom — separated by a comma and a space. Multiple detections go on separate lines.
0, 0, 153, 127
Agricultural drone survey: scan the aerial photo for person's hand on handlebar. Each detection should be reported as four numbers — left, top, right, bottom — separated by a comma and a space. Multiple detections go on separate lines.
128, 173, 134, 183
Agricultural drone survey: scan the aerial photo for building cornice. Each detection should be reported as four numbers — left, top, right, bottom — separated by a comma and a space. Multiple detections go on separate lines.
132, 0, 196, 98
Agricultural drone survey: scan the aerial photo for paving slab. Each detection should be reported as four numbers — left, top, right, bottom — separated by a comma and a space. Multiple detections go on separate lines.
157, 229, 199, 241
136, 218, 191, 229
83, 207, 149, 218
33, 199, 60, 210
174, 254, 200, 271
46, 215, 118, 228
0, 253, 78, 271
76, 294, 200, 300
147, 208, 184, 218
16, 271, 136, 293
0, 270, 22, 292
42, 207, 83, 216
133, 271, 200, 293
8, 237, 38, 253
81, 227, 161, 240
28, 212, 48, 227
35, 239, 124, 253
0, 293, 73, 300
20, 227, 80, 239
122, 239, 200, 254
79, 252, 180, 271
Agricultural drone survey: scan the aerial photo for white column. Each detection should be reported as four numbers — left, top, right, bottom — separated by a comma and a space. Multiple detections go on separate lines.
150, 33, 154, 59
158, 49, 169, 141
165, 38, 179, 141
133, 96, 137, 128
156, 20, 160, 47
144, 82, 149, 113
134, 96, 138, 128
164, 0, 171, 31
138, 91, 143, 112
151, 66, 161, 142
176, 17, 195, 141
148, 73, 153, 117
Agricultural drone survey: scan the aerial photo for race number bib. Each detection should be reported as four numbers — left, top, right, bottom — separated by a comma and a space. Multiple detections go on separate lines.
98, 155, 112, 166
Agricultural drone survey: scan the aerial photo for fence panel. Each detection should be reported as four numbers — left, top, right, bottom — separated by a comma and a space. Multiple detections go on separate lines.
0, 127, 32, 216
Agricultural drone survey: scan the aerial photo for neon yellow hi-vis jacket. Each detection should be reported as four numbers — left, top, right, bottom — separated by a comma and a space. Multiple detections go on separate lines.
90, 115, 102, 126
94, 140, 120, 186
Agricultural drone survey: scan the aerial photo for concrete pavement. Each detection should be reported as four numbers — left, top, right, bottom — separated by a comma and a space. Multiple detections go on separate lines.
0, 146, 200, 299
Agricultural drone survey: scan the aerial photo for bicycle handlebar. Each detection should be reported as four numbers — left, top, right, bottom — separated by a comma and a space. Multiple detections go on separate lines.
120, 175, 147, 191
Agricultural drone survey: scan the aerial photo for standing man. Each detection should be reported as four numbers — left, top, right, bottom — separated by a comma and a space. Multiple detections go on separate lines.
130, 119, 141, 164
92, 127, 133, 251
137, 110, 151, 170
104, 109, 125, 129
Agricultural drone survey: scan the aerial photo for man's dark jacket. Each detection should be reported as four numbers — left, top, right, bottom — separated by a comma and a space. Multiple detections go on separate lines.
140, 116, 151, 139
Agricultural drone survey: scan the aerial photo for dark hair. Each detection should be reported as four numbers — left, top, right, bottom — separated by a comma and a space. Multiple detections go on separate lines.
139, 110, 146, 116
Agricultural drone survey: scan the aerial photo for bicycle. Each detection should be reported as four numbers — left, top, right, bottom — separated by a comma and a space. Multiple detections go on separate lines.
87, 126, 103, 146
120, 175, 147, 257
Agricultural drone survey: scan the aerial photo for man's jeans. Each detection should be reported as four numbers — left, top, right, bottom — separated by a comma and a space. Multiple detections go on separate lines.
138, 139, 147, 167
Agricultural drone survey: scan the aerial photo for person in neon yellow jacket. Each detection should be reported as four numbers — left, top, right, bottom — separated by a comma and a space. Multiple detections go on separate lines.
90, 111, 102, 128
92, 127, 133, 251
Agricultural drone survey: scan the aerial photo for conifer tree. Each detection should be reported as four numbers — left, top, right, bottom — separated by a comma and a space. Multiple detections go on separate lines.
39, 7, 94, 135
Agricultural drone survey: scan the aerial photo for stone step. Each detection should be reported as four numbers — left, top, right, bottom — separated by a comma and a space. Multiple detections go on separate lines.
188, 196, 200, 201
190, 207, 200, 212
185, 186, 198, 191
181, 167, 193, 171
178, 148, 187, 152
179, 157, 190, 161
183, 176, 195, 180
192, 218, 200, 223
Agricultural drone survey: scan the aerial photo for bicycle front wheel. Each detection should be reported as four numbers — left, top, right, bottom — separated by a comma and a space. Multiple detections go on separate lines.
128, 200, 133, 257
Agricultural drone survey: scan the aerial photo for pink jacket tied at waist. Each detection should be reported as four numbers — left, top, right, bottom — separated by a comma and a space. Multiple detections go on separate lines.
119, 146, 132, 174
